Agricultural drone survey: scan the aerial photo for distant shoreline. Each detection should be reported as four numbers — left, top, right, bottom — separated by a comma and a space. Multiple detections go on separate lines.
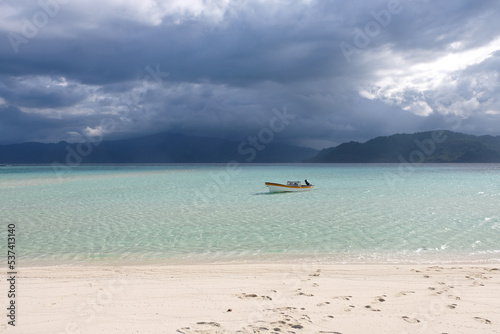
2, 130, 500, 164
3, 162, 500, 166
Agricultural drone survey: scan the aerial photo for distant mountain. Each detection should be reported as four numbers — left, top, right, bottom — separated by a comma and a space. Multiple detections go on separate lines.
0, 132, 318, 164
305, 131, 500, 163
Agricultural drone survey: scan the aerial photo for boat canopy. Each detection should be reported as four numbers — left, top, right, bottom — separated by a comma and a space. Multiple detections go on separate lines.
287, 181, 301, 186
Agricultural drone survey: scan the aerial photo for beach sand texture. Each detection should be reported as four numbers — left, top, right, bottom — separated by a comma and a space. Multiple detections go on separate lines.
3, 264, 499, 333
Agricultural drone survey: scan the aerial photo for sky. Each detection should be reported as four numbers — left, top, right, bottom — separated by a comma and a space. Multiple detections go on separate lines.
0, 0, 499, 149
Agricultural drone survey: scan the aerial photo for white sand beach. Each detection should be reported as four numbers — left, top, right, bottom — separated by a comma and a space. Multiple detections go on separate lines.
2, 264, 499, 333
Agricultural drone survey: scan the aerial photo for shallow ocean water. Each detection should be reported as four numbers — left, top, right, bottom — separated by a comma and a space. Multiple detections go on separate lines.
1, 164, 499, 265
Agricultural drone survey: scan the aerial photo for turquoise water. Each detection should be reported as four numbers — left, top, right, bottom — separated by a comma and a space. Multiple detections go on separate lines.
1, 164, 500, 265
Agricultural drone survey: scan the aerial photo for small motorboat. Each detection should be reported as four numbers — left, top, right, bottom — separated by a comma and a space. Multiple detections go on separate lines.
265, 180, 314, 193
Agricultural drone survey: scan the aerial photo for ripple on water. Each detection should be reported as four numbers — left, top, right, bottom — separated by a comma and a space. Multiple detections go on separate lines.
2, 164, 500, 265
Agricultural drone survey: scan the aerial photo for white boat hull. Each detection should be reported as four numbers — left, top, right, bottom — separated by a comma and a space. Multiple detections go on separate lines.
265, 182, 314, 193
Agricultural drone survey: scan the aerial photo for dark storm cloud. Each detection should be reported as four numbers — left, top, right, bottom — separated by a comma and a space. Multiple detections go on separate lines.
0, 105, 66, 143
0, 0, 499, 147
0, 75, 89, 108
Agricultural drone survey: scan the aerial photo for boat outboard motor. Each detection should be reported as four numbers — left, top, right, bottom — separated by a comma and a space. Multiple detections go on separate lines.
305, 179, 310, 186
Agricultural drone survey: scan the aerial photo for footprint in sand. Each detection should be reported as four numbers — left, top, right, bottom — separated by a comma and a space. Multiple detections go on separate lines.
402, 316, 420, 324
297, 292, 314, 297
242, 308, 312, 333
272, 314, 310, 330
436, 288, 448, 295
270, 306, 297, 312
365, 305, 381, 312
446, 304, 457, 309
176, 321, 225, 334
333, 295, 352, 301
237, 293, 273, 300
427, 266, 444, 271
396, 291, 415, 297
310, 269, 321, 277
474, 317, 492, 324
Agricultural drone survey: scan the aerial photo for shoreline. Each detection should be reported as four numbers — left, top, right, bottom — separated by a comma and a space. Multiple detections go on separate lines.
6, 263, 499, 333
17, 251, 500, 268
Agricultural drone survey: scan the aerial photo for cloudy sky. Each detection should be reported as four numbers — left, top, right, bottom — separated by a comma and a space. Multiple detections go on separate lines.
1, 0, 499, 149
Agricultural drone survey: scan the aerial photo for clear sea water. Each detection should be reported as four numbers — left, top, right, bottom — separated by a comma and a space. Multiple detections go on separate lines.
1, 164, 499, 265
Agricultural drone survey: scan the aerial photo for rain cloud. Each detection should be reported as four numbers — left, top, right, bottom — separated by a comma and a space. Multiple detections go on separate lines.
1, 0, 499, 148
